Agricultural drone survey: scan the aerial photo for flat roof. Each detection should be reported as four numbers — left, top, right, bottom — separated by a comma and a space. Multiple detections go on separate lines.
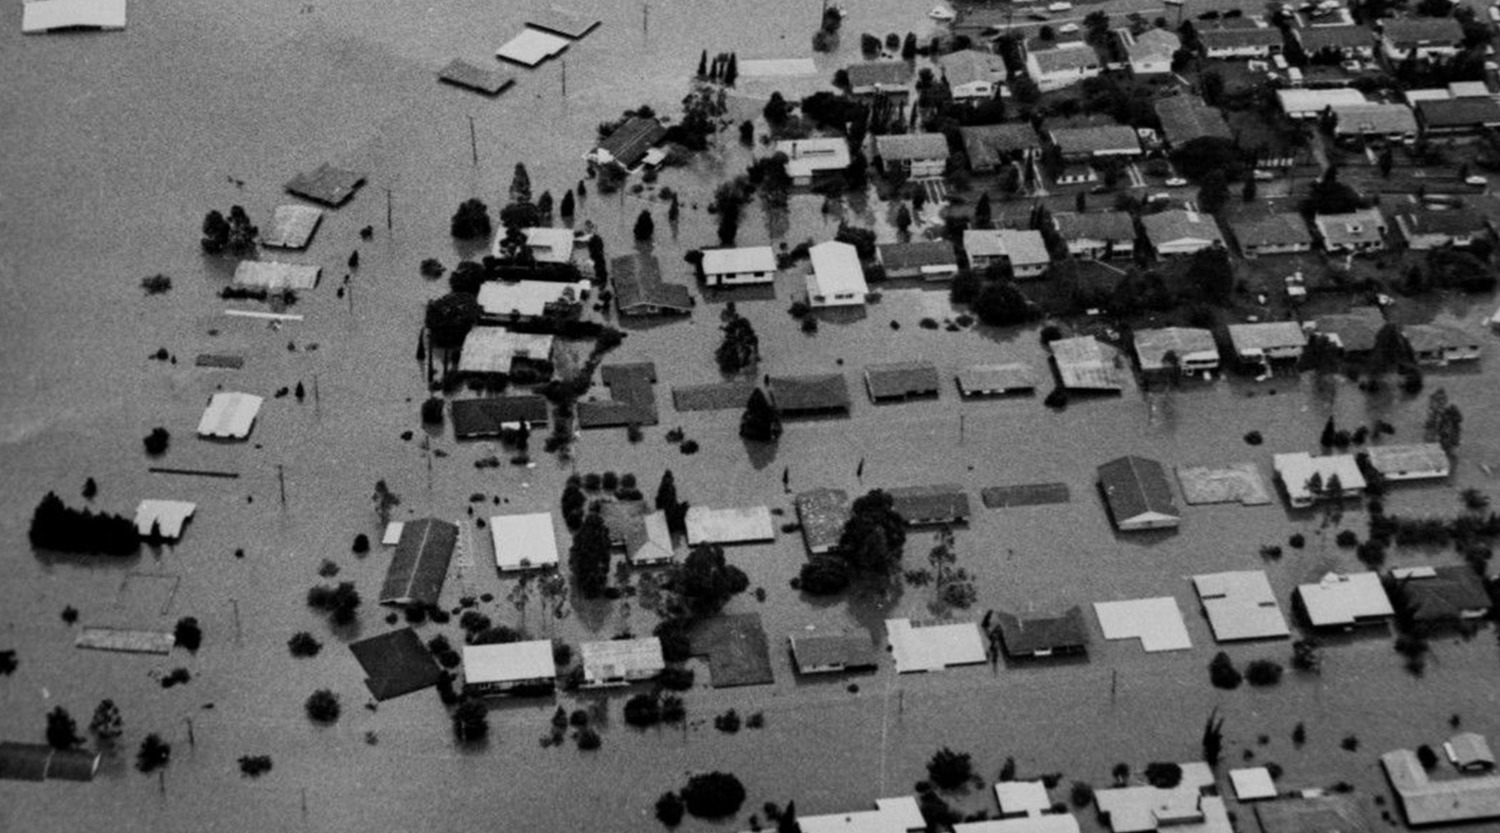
1229, 767, 1277, 801
458, 328, 555, 374
22, 0, 126, 31
1297, 572, 1393, 627
1193, 571, 1290, 642
955, 817, 1081, 833
526, 7, 601, 38
490, 512, 561, 570
1093, 597, 1192, 652
995, 780, 1052, 816
580, 637, 664, 682
75, 627, 174, 655
808, 241, 868, 302
1383, 748, 1500, 825
437, 58, 515, 95
1277, 87, 1366, 114
887, 618, 987, 673
739, 57, 819, 76
1254, 796, 1370, 833
887, 484, 971, 523
1364, 443, 1450, 479
496, 27, 571, 66
1273, 452, 1366, 504
232, 260, 321, 292
197, 392, 263, 439
791, 797, 926, 833
1175, 463, 1271, 506
685, 505, 775, 544
0, 744, 101, 783
477, 280, 588, 318
1095, 764, 1219, 833
789, 629, 881, 671
262, 205, 324, 249
702, 246, 778, 275
380, 518, 459, 605
463, 640, 556, 685
958, 363, 1037, 395
796, 488, 851, 553
349, 628, 442, 701
133, 499, 197, 541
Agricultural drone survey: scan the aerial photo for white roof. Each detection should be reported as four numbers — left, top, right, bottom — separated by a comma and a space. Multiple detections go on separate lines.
739, 58, 819, 77
702, 246, 778, 275
458, 328, 555, 374
1094, 597, 1192, 652
1095, 764, 1221, 833
997, 229, 1051, 266
477, 280, 588, 318
1272, 452, 1366, 503
382, 522, 405, 545
1277, 87, 1366, 114
22, 0, 126, 33
580, 637, 665, 682
133, 500, 196, 541
232, 260, 321, 292
776, 138, 853, 179
1490, 303, 1500, 326
1192, 571, 1290, 642
261, 205, 323, 249
496, 27, 570, 66
887, 618, 987, 672
1404, 87, 1452, 102
684, 505, 775, 544
1452, 81, 1494, 98
995, 780, 1052, 816
1364, 443, 1450, 479
462, 640, 556, 685
965, 229, 1008, 258
1227, 322, 1307, 354
789, 797, 926, 833
1297, 572, 1393, 627
808, 241, 868, 303
196, 392, 263, 439
1229, 767, 1278, 801
955, 817, 1081, 833
489, 512, 561, 570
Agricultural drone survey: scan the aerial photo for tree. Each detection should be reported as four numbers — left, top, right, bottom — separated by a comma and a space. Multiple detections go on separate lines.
307, 582, 361, 625
448, 260, 487, 295
1321, 416, 1337, 450
798, 556, 851, 595
716, 313, 760, 374
838, 489, 906, 576
764, 92, 790, 126
1172, 137, 1244, 183
372, 479, 401, 525
973, 192, 993, 229
201, 210, 230, 254
1075, 191, 1087, 213
1197, 171, 1230, 213
1084, 10, 1111, 44
779, 800, 804, 833
1379, 146, 1394, 178
559, 190, 575, 218
1241, 174, 1257, 203
28, 492, 139, 556
696, 49, 708, 78
657, 792, 686, 827
425, 292, 482, 349
894, 204, 912, 234
681, 772, 746, 819
1305, 166, 1362, 215
569, 512, 613, 599
143, 427, 170, 456
1202, 709, 1225, 767
90, 700, 122, 741
972, 280, 1039, 326
669, 545, 749, 617
305, 689, 341, 724
634, 210, 656, 242
288, 631, 322, 657
724, 53, 739, 86
1187, 246, 1234, 302
1246, 659, 1284, 686
926, 747, 974, 790
1208, 651, 1242, 689
1424, 388, 1463, 452
740, 388, 782, 442
499, 200, 541, 232
1201, 70, 1224, 107
656, 470, 688, 534
625, 692, 663, 727
902, 32, 918, 59
450, 199, 492, 239
45, 707, 81, 750
136, 734, 171, 773
174, 617, 203, 652
1144, 762, 1182, 789
452, 699, 490, 743
509, 163, 532, 205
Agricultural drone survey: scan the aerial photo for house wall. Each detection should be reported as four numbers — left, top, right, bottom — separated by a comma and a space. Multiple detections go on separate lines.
1010, 260, 1049, 278
1382, 38, 1460, 61
1242, 241, 1312, 258
1206, 44, 1275, 58
952, 81, 995, 100
705, 269, 775, 286
908, 158, 946, 178
1131, 58, 1173, 75
1156, 239, 1215, 256
1117, 513, 1180, 531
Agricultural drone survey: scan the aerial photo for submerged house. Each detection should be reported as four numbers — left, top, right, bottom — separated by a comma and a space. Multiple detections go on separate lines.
993, 607, 1089, 658
1051, 336, 1126, 392
775, 137, 852, 186
1132, 327, 1220, 376
876, 241, 959, 281
886, 484, 971, 526
1273, 452, 1366, 507
1227, 322, 1307, 365
864, 361, 941, 402
586, 115, 666, 170
1053, 211, 1137, 259
700, 246, 778, 287
579, 637, 665, 687
1098, 456, 1181, 531
806, 241, 868, 307
611, 253, 693, 316
1388, 565, 1491, 625
379, 518, 459, 607
1297, 572, 1392, 628
1382, 745, 1500, 826
1402, 323, 1481, 366
789, 628, 880, 674
462, 640, 556, 695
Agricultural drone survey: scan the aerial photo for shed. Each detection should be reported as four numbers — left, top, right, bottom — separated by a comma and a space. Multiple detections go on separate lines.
796, 488, 850, 554
496, 27, 570, 66
1296, 572, 1393, 628
197, 392, 263, 440
1228, 768, 1278, 801
1364, 443, 1449, 481
462, 640, 557, 694
789, 628, 880, 674
1098, 456, 1180, 531
993, 607, 1089, 658
261, 205, 324, 249
1192, 571, 1290, 641
284, 163, 365, 206
770, 374, 851, 414
450, 396, 548, 438
133, 500, 196, 541
580, 637, 665, 687
701, 246, 778, 286
957, 364, 1037, 396
865, 361, 941, 401
489, 512, 561, 571
379, 518, 458, 606
348, 628, 442, 700
232, 260, 321, 292
437, 58, 515, 95
887, 618, 987, 673
887, 484, 971, 525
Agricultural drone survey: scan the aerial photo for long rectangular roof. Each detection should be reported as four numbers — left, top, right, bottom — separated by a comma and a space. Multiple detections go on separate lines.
1098, 455, 1181, 526
1365, 443, 1450, 479
457, 328, 555, 374
1417, 97, 1500, 127
685, 506, 775, 544
1050, 124, 1139, 156
477, 280, 588, 318
790, 629, 881, 671
197, 392, 263, 439
1155, 95, 1233, 146
865, 361, 941, 399
962, 124, 1043, 169
1031, 46, 1102, 74
451, 396, 549, 438
1381, 16, 1463, 47
886, 484, 971, 523
1193, 571, 1290, 641
612, 253, 693, 313
1297, 571, 1392, 627
1142, 209, 1225, 248
596, 116, 667, 167
1391, 565, 1490, 622
22, 0, 126, 32
808, 241, 868, 301
496, 27, 571, 67
262, 205, 324, 249
1228, 322, 1307, 353
1383, 748, 1500, 825
1331, 103, 1417, 136
877, 241, 957, 272
0, 743, 101, 782
771, 373, 851, 412
379, 518, 458, 606
490, 512, 560, 570
702, 246, 778, 275
846, 61, 913, 89
232, 260, 321, 292
581, 637, 664, 682
887, 618, 987, 672
1054, 210, 1136, 242
994, 607, 1089, 656
875, 133, 951, 162
1231, 212, 1312, 249
463, 640, 556, 685
1273, 452, 1366, 503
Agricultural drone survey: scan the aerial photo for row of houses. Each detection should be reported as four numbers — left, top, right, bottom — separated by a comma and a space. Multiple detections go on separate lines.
1278, 86, 1500, 139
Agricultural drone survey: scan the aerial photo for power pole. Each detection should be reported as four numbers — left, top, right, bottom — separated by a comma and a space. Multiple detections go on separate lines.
642, 1, 648, 34
561, 59, 567, 99
185, 717, 195, 748
385, 187, 393, 232
277, 465, 287, 508
468, 116, 478, 166
232, 598, 242, 646
312, 374, 321, 418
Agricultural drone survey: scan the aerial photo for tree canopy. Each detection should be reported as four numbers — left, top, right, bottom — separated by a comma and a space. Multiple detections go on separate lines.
838, 489, 907, 576
1170, 137, 1245, 183
668, 545, 749, 618
450, 199, 492, 240
569, 512, 612, 599
425, 292, 482, 349
739, 387, 782, 442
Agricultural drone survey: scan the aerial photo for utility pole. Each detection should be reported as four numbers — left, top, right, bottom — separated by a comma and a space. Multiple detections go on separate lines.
232, 598, 242, 646
277, 465, 287, 508
561, 59, 567, 99
312, 374, 321, 418
642, 1, 648, 34
384, 187, 393, 232
959, 413, 965, 444
468, 116, 478, 166
185, 717, 195, 748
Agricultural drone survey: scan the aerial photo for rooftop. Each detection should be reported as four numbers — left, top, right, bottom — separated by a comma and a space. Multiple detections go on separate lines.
684, 505, 775, 544
877, 241, 957, 272
1390, 564, 1490, 622
379, 518, 458, 606
771, 373, 852, 413
1054, 210, 1137, 242
579, 637, 664, 683
1380, 16, 1463, 46
1297, 571, 1393, 627
994, 607, 1089, 656
1416, 97, 1500, 128
1227, 321, 1307, 354
1050, 124, 1140, 156
1254, 796, 1370, 833
957, 363, 1038, 395
1331, 102, 1417, 136
1099, 455, 1180, 527
1094, 763, 1220, 833
874, 132, 951, 162
489, 512, 560, 571
457, 328, 555, 374
1313, 306, 1384, 353
1192, 571, 1291, 641
1230, 212, 1313, 249
596, 115, 667, 167
796, 488, 851, 553
1029, 45, 1103, 74
1132, 327, 1219, 373
1093, 597, 1192, 652
1155, 95, 1233, 146
1273, 452, 1367, 505
939, 49, 1009, 87
865, 361, 942, 399
887, 618, 987, 672
462, 640, 556, 685
789, 628, 881, 672
197, 392, 263, 439
846, 61, 914, 89
1382, 747, 1500, 826
611, 253, 693, 313
962, 123, 1044, 169
1141, 209, 1225, 248
702, 246, 778, 275
1364, 442, 1450, 479
1052, 336, 1126, 391
886, 484, 971, 523
450, 395, 549, 438
476, 280, 588, 319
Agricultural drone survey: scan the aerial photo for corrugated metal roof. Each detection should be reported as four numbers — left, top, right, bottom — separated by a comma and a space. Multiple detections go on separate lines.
1098, 456, 1180, 526
379, 518, 458, 606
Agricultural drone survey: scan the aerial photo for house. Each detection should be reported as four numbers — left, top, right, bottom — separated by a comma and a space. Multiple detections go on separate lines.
993, 780, 1056, 819
1121, 27, 1180, 75
21, 0, 127, 34
1053, 211, 1137, 259
1228, 322, 1307, 364
993, 607, 1089, 658
586, 115, 666, 170
1330, 103, 1418, 143
197, 392, 263, 440
874, 133, 950, 177
1273, 452, 1367, 506
1402, 323, 1481, 365
462, 640, 556, 695
767, 798, 926, 833
1094, 762, 1229, 833
489, 512, 561, 572
1364, 443, 1450, 481
1447, 733, 1497, 772
611, 253, 694, 316
788, 628, 880, 674
684, 506, 775, 545
1026, 45, 1104, 92
769, 373, 852, 414
622, 510, 674, 565
476, 280, 588, 320
1230, 213, 1313, 258
457, 328, 556, 377
806, 241, 869, 307
1382, 746, 1500, 826
1132, 327, 1220, 374
877, 241, 959, 280
1154, 95, 1232, 148
1141, 209, 1225, 257
379, 518, 459, 607
701, 246, 777, 286
507, 226, 576, 263
1416, 97, 1500, 137
579, 637, 664, 687
1313, 306, 1384, 354
1294, 25, 1376, 59
1277, 87, 1367, 119
1052, 336, 1126, 391
795, 488, 851, 554
954, 817, 1082, 833
864, 361, 941, 401
1313, 208, 1387, 253
1254, 796, 1371, 833
1098, 455, 1181, 531
886, 618, 988, 673
1393, 208, 1488, 249
962, 124, 1044, 171
1199, 25, 1285, 59
957, 363, 1038, 396
846, 60, 914, 96
775, 137, 852, 186
1049, 124, 1141, 159
939, 49, 1008, 101
1388, 565, 1490, 624
965, 229, 1051, 277
1192, 571, 1290, 642
450, 396, 549, 438
133, 500, 196, 542
886, 484, 971, 525
1379, 17, 1464, 61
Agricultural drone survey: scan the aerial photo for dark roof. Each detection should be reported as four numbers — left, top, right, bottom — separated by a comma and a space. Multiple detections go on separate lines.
0, 743, 100, 782
1255, 796, 1372, 833
961, 124, 1043, 169
1417, 98, 1500, 129
887, 484, 971, 523
611, 253, 694, 314
1049, 124, 1139, 156
527, 8, 601, 38
1296, 25, 1375, 52
1199, 25, 1286, 49
1097, 456, 1180, 525
1155, 95, 1233, 146
349, 628, 443, 701
1315, 306, 1385, 353
598, 116, 667, 168
1054, 210, 1137, 242
580, 362, 659, 428
770, 374, 851, 412
1395, 207, 1488, 236
865, 361, 941, 399
1381, 16, 1463, 47
878, 241, 957, 272
1231, 212, 1313, 248
379, 518, 458, 606
795, 488, 851, 553
790, 630, 880, 671
437, 59, 515, 95
846, 61, 913, 89
451, 396, 549, 438
994, 607, 1089, 656
284, 163, 365, 207
1391, 566, 1492, 623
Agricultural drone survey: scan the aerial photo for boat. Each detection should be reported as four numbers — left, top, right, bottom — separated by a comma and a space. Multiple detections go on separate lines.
929, 6, 956, 20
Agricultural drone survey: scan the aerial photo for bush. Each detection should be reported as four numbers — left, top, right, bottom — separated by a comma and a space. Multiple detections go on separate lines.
1417, 744, 1439, 769
661, 695, 687, 724
681, 772, 747, 819
1245, 659, 1283, 687
1288, 533, 1305, 549
452, 699, 490, 743
143, 427, 170, 456
926, 747, 974, 790
1335, 530, 1358, 547
658, 665, 695, 691
798, 556, 850, 595
238, 755, 273, 777
1070, 781, 1095, 808
141, 274, 173, 294
714, 709, 742, 733
451, 199, 492, 240
305, 689, 341, 724
656, 792, 686, 827
421, 397, 445, 425
1144, 762, 1182, 789
306, 582, 361, 625
1209, 652, 1242, 689
173, 617, 203, 652
420, 258, 445, 279
137, 734, 172, 773
624, 693, 662, 727
288, 632, 322, 657
575, 726, 602, 750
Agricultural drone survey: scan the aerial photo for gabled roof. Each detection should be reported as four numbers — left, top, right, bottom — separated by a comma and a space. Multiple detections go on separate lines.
1313, 306, 1384, 353
1254, 796, 1370, 833
886, 484, 971, 523
1449, 733, 1496, 769
846, 61, 914, 89
770, 374, 852, 412
1393, 207, 1488, 236
1030, 46, 1103, 74
1098, 456, 1181, 525
1231, 212, 1313, 248
1315, 208, 1386, 246
865, 361, 942, 399
808, 240, 869, 301
1142, 209, 1225, 247
1416, 97, 1500, 128
940, 49, 1008, 87
994, 607, 1089, 656
1133, 327, 1219, 371
1054, 210, 1137, 242
379, 518, 458, 606
580, 637, 664, 683
1364, 443, 1450, 478
597, 116, 666, 167
1050, 124, 1140, 155
611, 253, 693, 313
789, 628, 880, 671
996, 229, 1051, 266
1155, 95, 1233, 146
1125, 26, 1180, 61
1403, 322, 1481, 354
1390, 565, 1490, 622
961, 124, 1044, 168
1380, 16, 1463, 47
1052, 336, 1125, 390
875, 132, 951, 162
1228, 321, 1306, 353
878, 241, 958, 271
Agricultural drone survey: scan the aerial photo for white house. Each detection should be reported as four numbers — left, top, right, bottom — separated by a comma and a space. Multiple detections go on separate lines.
494, 226, 577, 262
1026, 45, 1103, 92
1133, 327, 1221, 374
1141, 209, 1225, 257
489, 512, 561, 572
701, 246, 777, 286
1053, 211, 1137, 259
806, 241, 868, 307
774, 137, 851, 186
1227, 322, 1307, 364
1122, 27, 1180, 75
462, 640, 557, 695
1403, 324, 1482, 366
940, 49, 1008, 101
579, 637, 665, 687
964, 229, 1051, 277
1273, 452, 1367, 507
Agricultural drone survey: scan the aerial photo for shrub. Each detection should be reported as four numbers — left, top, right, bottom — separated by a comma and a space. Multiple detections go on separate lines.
658, 665, 695, 691
714, 709, 742, 733
90, 700, 122, 740
656, 792, 686, 827
137, 734, 172, 773
661, 695, 687, 724
1209, 652, 1242, 689
624, 693, 662, 727
452, 699, 490, 744
926, 747, 974, 790
1291, 639, 1320, 672
1245, 659, 1283, 687
288, 632, 322, 657
1070, 781, 1095, 808
1417, 744, 1439, 769
143, 427, 170, 456
238, 755, 273, 777
1288, 533, 1305, 549
575, 726, 602, 750
420, 258, 445, 279
141, 274, 173, 294
421, 398, 445, 425
797, 557, 850, 595
305, 689, 341, 724
173, 617, 203, 652
1144, 762, 1182, 789
681, 772, 747, 819
451, 199, 492, 240
45, 707, 81, 750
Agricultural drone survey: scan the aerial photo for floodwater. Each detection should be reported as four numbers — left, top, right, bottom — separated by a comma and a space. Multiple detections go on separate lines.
2, 1, 1500, 832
